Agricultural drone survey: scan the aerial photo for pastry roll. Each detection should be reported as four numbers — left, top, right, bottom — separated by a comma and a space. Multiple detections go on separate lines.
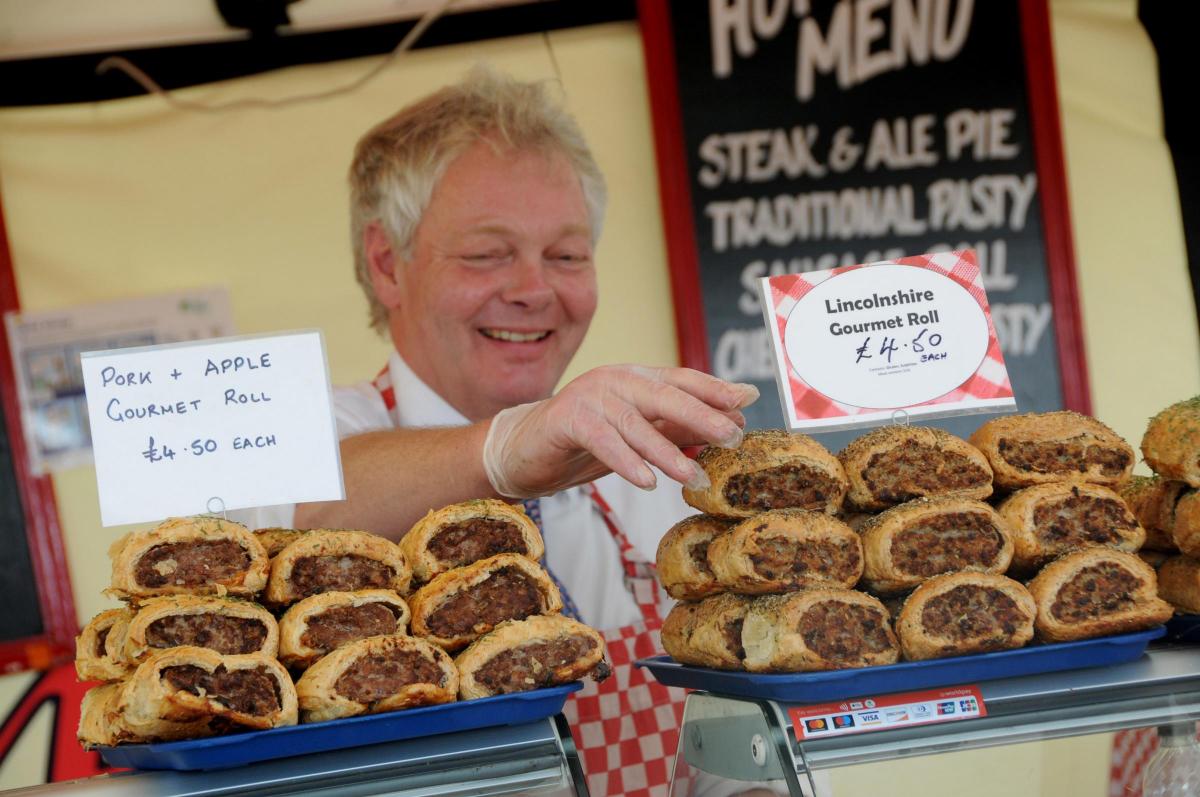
296, 634, 457, 723
123, 596, 279, 664
998, 482, 1146, 572
109, 517, 269, 599
255, 528, 306, 558
683, 430, 847, 518
1142, 396, 1200, 488
707, 509, 863, 594
78, 683, 133, 748
969, 411, 1134, 491
1119, 476, 1188, 551
456, 614, 608, 699
1173, 491, 1200, 558
279, 590, 411, 670
839, 426, 993, 511
402, 499, 544, 585
656, 514, 735, 601
660, 593, 752, 670
1028, 549, 1173, 642
859, 497, 1014, 596
741, 589, 899, 672
896, 572, 1036, 661
1158, 556, 1200, 614
266, 529, 410, 605
409, 554, 562, 651
120, 646, 297, 734
76, 608, 133, 682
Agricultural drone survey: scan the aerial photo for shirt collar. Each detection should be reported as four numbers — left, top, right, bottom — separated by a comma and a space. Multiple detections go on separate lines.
387, 351, 470, 428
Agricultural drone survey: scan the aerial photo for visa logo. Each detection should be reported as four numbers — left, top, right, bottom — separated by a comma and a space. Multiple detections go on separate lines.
859, 712, 882, 724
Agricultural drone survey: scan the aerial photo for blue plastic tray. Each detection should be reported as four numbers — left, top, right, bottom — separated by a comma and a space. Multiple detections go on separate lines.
1165, 614, 1200, 644
99, 682, 582, 771
636, 628, 1165, 703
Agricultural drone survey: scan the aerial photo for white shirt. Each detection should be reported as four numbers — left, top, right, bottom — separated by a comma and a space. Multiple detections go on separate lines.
235, 352, 692, 629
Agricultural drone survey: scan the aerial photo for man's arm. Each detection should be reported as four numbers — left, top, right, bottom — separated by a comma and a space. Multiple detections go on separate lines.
294, 422, 497, 540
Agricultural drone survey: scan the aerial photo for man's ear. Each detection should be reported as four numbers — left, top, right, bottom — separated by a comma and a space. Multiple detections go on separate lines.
364, 221, 404, 310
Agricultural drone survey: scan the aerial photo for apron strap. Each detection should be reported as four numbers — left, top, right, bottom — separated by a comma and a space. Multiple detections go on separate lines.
585, 483, 666, 627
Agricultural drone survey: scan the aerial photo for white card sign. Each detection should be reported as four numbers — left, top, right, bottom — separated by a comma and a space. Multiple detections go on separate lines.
81, 330, 344, 526
760, 250, 1016, 432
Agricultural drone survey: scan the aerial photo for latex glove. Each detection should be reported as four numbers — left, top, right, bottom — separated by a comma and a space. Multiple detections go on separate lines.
482, 365, 759, 499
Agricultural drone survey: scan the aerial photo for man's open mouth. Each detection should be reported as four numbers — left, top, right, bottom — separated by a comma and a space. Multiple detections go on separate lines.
480, 329, 551, 343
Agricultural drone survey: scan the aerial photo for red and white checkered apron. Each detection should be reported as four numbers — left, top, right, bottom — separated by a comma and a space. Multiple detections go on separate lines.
564, 483, 688, 797
370, 366, 688, 796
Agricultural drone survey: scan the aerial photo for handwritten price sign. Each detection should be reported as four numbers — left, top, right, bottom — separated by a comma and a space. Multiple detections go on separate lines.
760, 250, 1016, 432
81, 330, 344, 526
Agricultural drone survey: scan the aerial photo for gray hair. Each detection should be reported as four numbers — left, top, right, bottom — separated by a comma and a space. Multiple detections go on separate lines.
348, 65, 608, 332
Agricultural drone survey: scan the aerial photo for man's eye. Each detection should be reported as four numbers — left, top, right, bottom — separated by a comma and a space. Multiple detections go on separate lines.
551, 253, 591, 265
462, 251, 510, 263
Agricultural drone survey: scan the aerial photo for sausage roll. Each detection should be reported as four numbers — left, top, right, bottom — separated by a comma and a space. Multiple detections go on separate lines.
279, 590, 410, 670
456, 615, 608, 699
1141, 396, 1200, 488
839, 426, 993, 511
1120, 476, 1188, 551
656, 514, 735, 601
123, 596, 279, 664
706, 509, 863, 594
1028, 549, 1173, 642
1173, 491, 1200, 558
837, 510, 875, 533
402, 499, 544, 585
120, 646, 297, 734
896, 572, 1036, 661
998, 482, 1146, 572
295, 634, 457, 723
1158, 556, 1200, 614
109, 517, 269, 600
741, 589, 899, 672
78, 683, 135, 748
859, 497, 1014, 596
76, 608, 133, 682
255, 527, 307, 558
660, 593, 753, 670
409, 553, 563, 651
266, 529, 410, 606
683, 429, 848, 518
969, 411, 1135, 491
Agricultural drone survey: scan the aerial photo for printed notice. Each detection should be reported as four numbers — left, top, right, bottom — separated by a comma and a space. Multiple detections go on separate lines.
789, 685, 986, 740
760, 250, 1016, 432
80, 330, 344, 526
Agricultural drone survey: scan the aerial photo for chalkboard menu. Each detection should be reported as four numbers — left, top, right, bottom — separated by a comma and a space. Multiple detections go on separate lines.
639, 0, 1088, 447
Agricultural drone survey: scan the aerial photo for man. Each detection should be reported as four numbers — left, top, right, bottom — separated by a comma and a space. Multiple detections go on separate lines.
245, 66, 757, 794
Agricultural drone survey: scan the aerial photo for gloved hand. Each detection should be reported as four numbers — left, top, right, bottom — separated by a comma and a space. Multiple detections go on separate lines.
482, 365, 759, 498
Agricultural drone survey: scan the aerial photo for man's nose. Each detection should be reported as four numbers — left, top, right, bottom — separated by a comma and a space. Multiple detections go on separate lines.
501, 253, 555, 308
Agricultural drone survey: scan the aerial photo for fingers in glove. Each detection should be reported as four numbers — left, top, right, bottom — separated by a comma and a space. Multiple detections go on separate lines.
605, 401, 710, 490
629, 366, 759, 412
569, 409, 659, 490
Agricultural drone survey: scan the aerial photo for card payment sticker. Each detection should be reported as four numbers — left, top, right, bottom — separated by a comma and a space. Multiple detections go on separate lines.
788, 685, 986, 739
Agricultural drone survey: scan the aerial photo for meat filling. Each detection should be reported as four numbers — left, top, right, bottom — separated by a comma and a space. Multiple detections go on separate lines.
474, 636, 598, 694
920, 586, 1026, 646
798, 601, 893, 663
146, 614, 267, 655
724, 465, 836, 511
301, 603, 400, 652
163, 664, 280, 716
863, 440, 989, 503
291, 555, 394, 598
750, 537, 860, 584
724, 618, 746, 661
334, 650, 443, 703
1051, 564, 1142, 622
688, 540, 714, 575
95, 626, 111, 658
891, 513, 1005, 577
425, 567, 545, 637
136, 541, 250, 588
1032, 492, 1137, 551
427, 519, 526, 569
998, 437, 1131, 477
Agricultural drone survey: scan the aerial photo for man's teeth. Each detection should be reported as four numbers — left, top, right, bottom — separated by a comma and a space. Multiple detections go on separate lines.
482, 329, 550, 342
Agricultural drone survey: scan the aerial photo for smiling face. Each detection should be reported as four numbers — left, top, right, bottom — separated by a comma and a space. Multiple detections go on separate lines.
378, 139, 598, 421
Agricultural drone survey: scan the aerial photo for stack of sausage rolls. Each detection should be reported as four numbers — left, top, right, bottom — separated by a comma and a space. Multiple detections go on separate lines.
659, 412, 1176, 674
77, 499, 607, 749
